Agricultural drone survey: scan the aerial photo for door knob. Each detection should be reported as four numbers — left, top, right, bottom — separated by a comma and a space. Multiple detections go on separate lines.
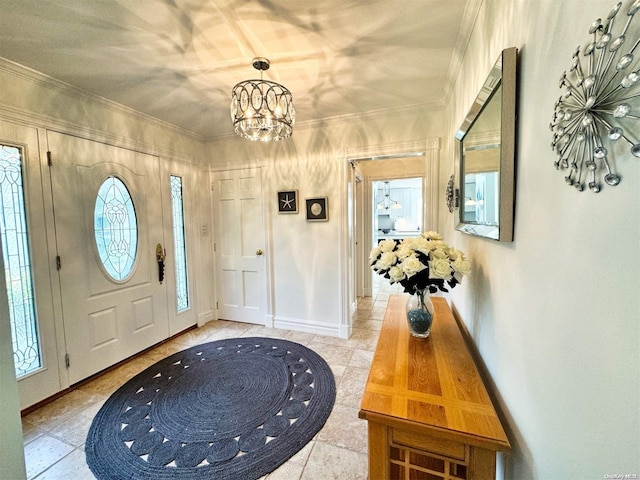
256, 249, 263, 256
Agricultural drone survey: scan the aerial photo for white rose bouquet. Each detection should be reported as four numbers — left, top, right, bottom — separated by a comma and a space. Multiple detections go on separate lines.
369, 231, 470, 294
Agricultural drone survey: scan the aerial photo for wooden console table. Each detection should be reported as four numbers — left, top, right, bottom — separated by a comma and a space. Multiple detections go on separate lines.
359, 295, 510, 480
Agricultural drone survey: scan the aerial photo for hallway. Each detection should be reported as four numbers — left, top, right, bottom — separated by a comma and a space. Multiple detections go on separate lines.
21, 281, 403, 480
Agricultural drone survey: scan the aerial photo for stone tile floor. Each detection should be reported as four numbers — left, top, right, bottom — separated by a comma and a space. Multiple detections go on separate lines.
22, 281, 403, 480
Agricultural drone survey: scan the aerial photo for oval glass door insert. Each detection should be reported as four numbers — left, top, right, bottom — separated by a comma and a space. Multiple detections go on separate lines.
94, 176, 138, 281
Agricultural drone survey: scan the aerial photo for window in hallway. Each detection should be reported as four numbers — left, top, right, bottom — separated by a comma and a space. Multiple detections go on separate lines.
170, 175, 189, 312
0, 144, 41, 377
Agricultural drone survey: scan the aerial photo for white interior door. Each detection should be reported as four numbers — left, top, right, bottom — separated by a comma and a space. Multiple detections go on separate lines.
212, 168, 267, 325
48, 132, 169, 384
0, 121, 61, 408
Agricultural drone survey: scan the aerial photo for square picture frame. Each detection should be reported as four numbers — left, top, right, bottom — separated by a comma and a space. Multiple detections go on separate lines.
277, 190, 298, 213
305, 197, 328, 222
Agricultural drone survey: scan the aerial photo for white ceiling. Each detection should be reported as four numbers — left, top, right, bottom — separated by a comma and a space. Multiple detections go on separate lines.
0, 0, 476, 139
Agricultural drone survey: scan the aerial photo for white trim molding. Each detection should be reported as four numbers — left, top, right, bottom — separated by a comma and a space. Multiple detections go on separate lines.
274, 316, 342, 338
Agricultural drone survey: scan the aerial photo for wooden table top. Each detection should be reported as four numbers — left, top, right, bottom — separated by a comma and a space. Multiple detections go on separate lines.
359, 295, 510, 452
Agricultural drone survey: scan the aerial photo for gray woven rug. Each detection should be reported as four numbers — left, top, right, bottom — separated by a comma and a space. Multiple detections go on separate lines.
86, 337, 336, 479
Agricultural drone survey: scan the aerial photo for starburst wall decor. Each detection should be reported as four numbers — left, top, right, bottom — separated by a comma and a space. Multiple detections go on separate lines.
550, 0, 640, 192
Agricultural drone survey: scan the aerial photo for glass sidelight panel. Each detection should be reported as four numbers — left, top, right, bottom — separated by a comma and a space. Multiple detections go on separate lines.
0, 144, 42, 377
170, 175, 189, 312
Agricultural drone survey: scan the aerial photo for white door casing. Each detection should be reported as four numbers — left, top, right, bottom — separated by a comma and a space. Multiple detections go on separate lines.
212, 167, 267, 325
0, 121, 62, 408
48, 132, 169, 384
348, 140, 440, 300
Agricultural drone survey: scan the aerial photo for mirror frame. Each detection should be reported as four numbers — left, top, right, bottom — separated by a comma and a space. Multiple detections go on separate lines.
455, 47, 517, 242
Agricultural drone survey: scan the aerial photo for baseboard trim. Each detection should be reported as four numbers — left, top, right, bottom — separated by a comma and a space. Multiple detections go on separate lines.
264, 314, 275, 328
197, 310, 215, 327
338, 323, 352, 340
273, 316, 341, 338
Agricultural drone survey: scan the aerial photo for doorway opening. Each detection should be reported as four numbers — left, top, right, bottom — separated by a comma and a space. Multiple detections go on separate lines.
348, 139, 440, 310
371, 177, 423, 297
372, 178, 423, 244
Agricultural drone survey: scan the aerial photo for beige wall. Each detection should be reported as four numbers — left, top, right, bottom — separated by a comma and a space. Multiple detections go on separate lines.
443, 0, 639, 477
206, 107, 445, 335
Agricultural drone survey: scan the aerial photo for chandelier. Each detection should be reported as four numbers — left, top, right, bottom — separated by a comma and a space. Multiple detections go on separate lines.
230, 57, 295, 142
377, 181, 402, 211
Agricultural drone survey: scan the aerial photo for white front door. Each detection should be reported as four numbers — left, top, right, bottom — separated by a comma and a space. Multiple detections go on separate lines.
212, 168, 267, 325
48, 132, 169, 384
0, 121, 62, 408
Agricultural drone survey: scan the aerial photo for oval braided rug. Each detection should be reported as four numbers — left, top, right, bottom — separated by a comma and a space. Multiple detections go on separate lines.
86, 337, 336, 480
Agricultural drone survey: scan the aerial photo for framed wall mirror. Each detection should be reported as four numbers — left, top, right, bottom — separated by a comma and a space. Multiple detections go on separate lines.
455, 47, 517, 241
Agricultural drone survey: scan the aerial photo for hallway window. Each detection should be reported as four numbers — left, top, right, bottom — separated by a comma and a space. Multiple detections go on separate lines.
171, 175, 189, 312
94, 176, 138, 281
0, 144, 42, 377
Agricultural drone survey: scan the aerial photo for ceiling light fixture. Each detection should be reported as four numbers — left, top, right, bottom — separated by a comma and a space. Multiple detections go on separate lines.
377, 181, 402, 211
230, 57, 295, 142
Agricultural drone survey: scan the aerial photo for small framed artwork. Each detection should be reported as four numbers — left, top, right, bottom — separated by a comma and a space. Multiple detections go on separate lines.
277, 190, 298, 213
305, 197, 328, 222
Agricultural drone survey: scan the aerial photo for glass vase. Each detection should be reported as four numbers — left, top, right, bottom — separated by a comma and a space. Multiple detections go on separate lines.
406, 290, 434, 338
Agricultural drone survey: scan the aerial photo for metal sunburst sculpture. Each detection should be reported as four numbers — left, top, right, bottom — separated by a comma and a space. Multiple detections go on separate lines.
550, 0, 640, 192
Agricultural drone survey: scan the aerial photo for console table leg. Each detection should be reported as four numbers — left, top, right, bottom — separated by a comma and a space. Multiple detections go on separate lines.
367, 421, 389, 479
468, 446, 497, 479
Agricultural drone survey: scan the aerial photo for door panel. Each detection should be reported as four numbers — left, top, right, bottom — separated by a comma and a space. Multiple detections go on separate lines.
0, 121, 61, 408
213, 168, 266, 324
48, 132, 169, 384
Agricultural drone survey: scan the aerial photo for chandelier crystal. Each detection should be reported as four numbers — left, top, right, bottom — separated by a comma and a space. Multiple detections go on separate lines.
230, 58, 295, 142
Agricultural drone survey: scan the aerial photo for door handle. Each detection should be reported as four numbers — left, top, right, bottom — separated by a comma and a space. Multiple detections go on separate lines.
256, 249, 263, 256
156, 243, 166, 284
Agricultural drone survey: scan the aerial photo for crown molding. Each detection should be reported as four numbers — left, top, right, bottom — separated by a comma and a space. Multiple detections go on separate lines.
344, 138, 441, 164
0, 56, 447, 148
0, 103, 199, 165
204, 100, 445, 143
0, 57, 204, 142
443, 0, 484, 105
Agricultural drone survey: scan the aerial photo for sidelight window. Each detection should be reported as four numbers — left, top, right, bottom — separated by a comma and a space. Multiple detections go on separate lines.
170, 175, 189, 312
0, 144, 42, 377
